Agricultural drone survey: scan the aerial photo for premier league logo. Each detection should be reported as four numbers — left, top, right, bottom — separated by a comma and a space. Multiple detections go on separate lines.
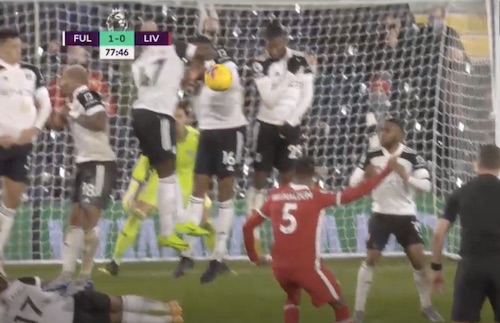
106, 9, 128, 31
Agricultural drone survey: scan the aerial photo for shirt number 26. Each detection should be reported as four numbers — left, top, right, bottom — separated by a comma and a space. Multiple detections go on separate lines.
280, 203, 298, 234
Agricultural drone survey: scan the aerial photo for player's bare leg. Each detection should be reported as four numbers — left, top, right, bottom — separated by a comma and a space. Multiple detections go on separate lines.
330, 298, 352, 323
45, 203, 85, 291
200, 176, 235, 284
108, 294, 183, 323
78, 205, 102, 282
406, 243, 444, 322
246, 171, 268, 256
353, 249, 381, 323
0, 177, 24, 276
174, 174, 210, 278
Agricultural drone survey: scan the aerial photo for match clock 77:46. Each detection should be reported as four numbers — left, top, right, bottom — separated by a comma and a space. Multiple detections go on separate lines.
99, 46, 135, 60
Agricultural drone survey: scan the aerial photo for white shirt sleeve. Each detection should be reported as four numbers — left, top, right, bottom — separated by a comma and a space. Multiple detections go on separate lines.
408, 168, 432, 192
34, 87, 52, 130
349, 167, 365, 187
285, 72, 314, 126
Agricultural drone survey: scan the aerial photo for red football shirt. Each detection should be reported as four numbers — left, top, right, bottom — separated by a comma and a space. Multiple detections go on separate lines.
243, 167, 391, 268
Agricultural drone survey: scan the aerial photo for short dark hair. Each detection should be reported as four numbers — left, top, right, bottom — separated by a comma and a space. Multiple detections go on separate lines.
0, 29, 20, 44
478, 144, 500, 170
295, 155, 316, 178
265, 21, 286, 40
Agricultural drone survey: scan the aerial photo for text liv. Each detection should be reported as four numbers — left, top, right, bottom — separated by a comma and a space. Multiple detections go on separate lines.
144, 35, 159, 42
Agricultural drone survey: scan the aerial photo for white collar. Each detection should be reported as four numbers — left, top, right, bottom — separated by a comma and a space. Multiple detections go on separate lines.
0, 57, 19, 69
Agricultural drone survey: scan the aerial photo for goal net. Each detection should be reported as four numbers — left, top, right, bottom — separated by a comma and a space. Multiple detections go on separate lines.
0, 0, 493, 264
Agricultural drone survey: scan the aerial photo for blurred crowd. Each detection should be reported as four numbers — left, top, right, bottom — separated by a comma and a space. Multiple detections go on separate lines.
0, 2, 494, 205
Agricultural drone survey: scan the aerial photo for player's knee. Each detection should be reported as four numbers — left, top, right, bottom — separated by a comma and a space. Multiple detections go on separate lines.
217, 178, 234, 201
81, 206, 102, 230
406, 243, 426, 269
1, 178, 25, 209
365, 250, 381, 267
109, 311, 122, 323
193, 174, 211, 198
108, 296, 123, 312
153, 158, 175, 178
130, 200, 153, 219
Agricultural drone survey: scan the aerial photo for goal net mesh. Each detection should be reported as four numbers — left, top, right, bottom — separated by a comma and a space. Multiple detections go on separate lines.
0, 0, 493, 263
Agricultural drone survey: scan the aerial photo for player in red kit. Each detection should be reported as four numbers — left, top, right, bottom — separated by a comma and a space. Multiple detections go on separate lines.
243, 155, 398, 323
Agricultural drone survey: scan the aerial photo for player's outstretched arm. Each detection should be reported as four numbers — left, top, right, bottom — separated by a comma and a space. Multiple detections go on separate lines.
320, 155, 399, 208
243, 209, 268, 265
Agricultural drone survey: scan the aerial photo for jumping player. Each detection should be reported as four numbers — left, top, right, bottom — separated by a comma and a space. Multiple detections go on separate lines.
100, 103, 216, 276
0, 275, 183, 323
0, 29, 52, 276
246, 21, 315, 254
45, 65, 117, 288
131, 21, 214, 251
350, 118, 443, 322
243, 155, 399, 323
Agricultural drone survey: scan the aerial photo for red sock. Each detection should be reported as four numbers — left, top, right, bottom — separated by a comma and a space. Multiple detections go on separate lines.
284, 304, 300, 323
333, 303, 350, 322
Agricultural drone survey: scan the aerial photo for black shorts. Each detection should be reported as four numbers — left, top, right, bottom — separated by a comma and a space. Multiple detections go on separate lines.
72, 290, 111, 323
252, 120, 302, 173
132, 108, 176, 165
195, 126, 246, 178
72, 161, 117, 210
0, 144, 32, 183
366, 213, 424, 251
452, 256, 500, 322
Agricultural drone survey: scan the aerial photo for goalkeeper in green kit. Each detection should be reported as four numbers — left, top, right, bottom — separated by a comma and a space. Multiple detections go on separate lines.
100, 103, 215, 276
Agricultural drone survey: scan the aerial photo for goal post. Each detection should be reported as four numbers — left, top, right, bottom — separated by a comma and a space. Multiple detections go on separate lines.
0, 0, 493, 264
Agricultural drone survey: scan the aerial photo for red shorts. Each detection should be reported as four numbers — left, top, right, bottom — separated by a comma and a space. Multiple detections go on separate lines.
272, 263, 343, 307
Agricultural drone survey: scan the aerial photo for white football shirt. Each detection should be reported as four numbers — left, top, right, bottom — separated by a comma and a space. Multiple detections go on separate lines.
1, 280, 74, 323
68, 86, 116, 163
349, 144, 431, 215
132, 43, 194, 116
251, 48, 315, 126
193, 48, 247, 130
0, 59, 46, 138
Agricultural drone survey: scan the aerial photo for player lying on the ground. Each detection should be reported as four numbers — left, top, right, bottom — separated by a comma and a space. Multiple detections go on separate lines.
173, 7, 248, 284
432, 145, 500, 323
0, 29, 52, 276
350, 118, 443, 322
131, 21, 215, 251
100, 102, 216, 276
246, 21, 315, 256
243, 155, 399, 323
0, 275, 183, 323
45, 65, 117, 288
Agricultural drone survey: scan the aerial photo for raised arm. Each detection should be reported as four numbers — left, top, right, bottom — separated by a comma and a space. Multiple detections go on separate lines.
243, 198, 271, 264
69, 91, 107, 132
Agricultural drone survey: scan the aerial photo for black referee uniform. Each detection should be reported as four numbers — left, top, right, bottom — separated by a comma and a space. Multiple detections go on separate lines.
441, 174, 500, 322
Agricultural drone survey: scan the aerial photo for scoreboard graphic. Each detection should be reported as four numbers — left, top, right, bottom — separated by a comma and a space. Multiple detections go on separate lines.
61, 31, 172, 60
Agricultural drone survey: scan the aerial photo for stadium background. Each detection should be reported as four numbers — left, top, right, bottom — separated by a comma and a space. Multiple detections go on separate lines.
0, 2, 493, 262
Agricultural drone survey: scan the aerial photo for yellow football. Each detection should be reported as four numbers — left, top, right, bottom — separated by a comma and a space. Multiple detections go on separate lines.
204, 64, 232, 91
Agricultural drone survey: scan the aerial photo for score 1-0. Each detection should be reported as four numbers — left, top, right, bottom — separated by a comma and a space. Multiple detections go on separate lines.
99, 31, 135, 60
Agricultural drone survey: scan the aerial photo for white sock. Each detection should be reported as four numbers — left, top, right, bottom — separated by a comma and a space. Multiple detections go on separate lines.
246, 187, 265, 240
121, 312, 175, 323
80, 227, 100, 278
0, 203, 15, 254
174, 177, 184, 223
157, 175, 177, 237
355, 262, 374, 312
413, 269, 432, 308
211, 199, 234, 262
61, 226, 85, 275
121, 295, 170, 313
181, 196, 205, 258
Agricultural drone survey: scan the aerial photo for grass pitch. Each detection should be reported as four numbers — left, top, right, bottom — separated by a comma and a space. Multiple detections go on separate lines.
7, 258, 495, 323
